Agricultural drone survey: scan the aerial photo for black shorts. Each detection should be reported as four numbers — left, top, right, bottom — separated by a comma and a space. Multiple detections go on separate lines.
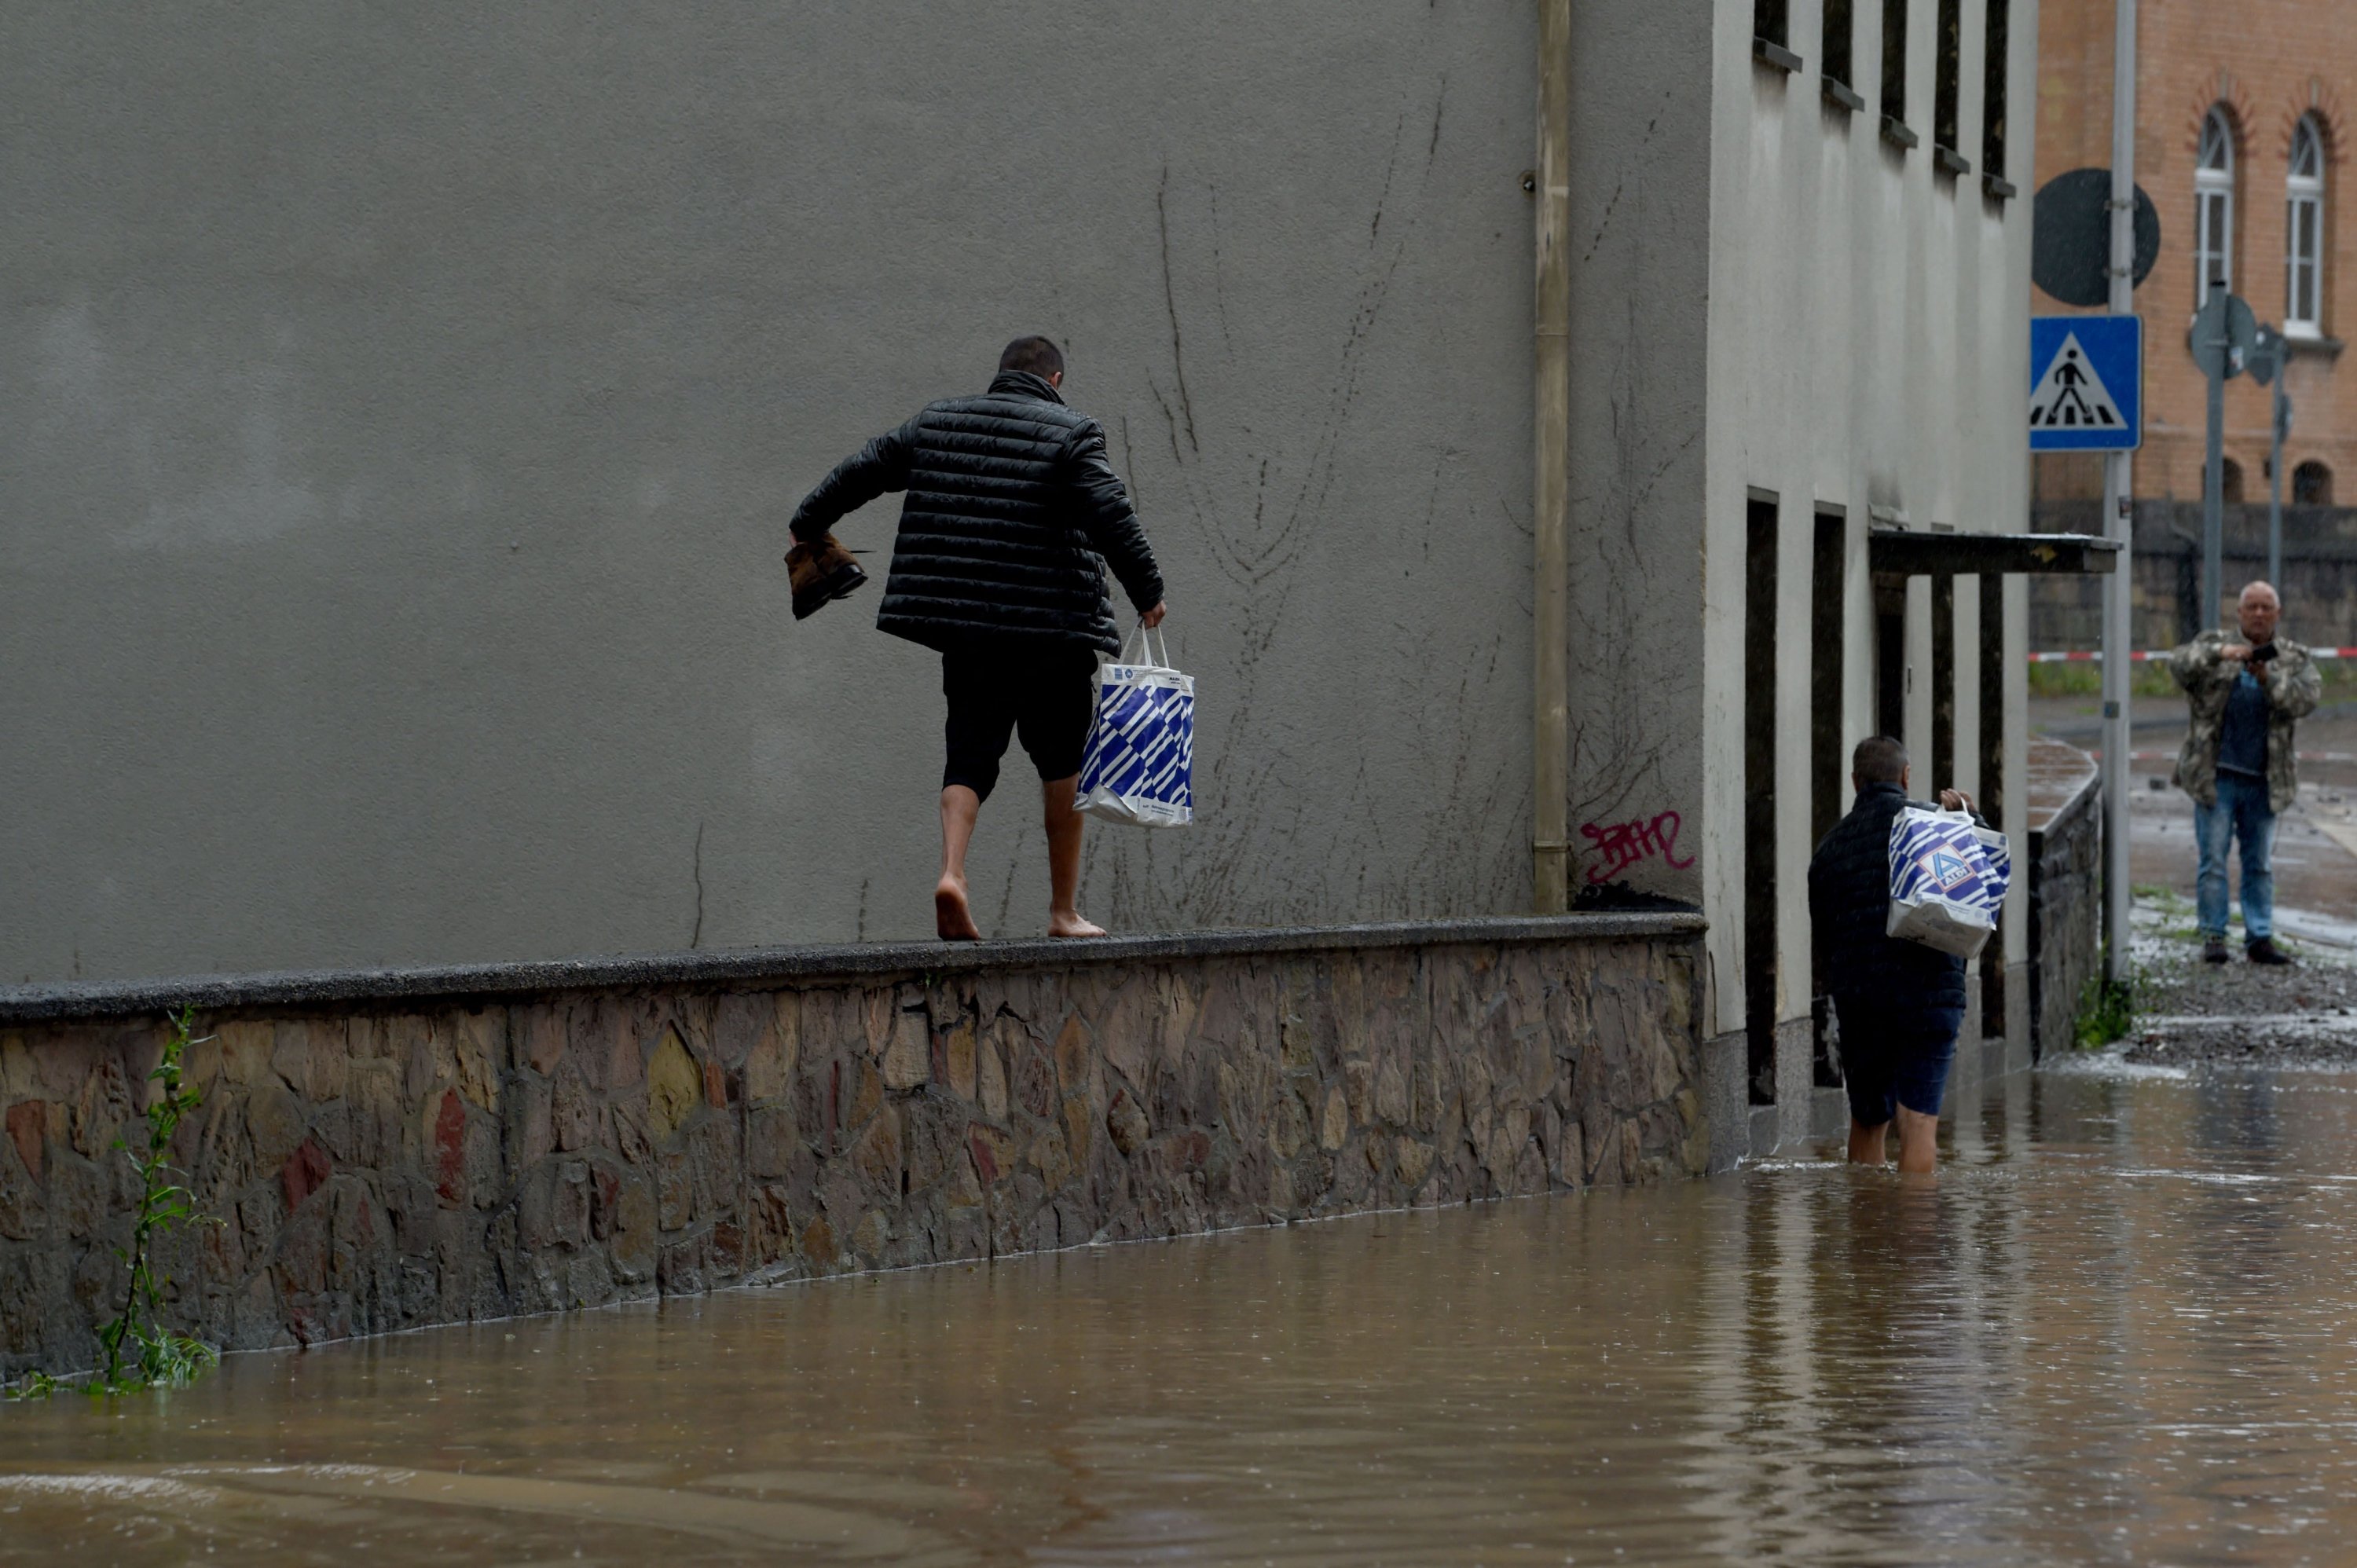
1835, 998, 1965, 1126
940, 641, 1098, 803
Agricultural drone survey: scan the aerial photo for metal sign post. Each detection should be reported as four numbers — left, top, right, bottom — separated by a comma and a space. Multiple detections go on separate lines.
2249, 325, 2289, 586
2190, 286, 2259, 632
2101, 0, 2139, 987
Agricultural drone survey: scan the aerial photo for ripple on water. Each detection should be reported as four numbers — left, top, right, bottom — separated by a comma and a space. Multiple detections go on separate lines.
6, 1068, 2357, 1565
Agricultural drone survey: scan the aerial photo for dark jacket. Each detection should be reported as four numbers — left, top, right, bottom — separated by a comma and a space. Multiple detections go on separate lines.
1806, 781, 1968, 1017
788, 371, 1164, 654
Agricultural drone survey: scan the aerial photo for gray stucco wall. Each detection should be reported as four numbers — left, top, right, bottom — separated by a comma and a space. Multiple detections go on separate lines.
1562, 0, 1714, 900
2, 3, 1541, 984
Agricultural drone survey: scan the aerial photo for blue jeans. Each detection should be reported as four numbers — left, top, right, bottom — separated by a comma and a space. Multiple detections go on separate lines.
2195, 771, 2275, 944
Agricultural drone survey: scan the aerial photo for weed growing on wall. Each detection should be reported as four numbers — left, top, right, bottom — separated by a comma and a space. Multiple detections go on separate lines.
2074, 972, 2137, 1050
5, 1006, 221, 1401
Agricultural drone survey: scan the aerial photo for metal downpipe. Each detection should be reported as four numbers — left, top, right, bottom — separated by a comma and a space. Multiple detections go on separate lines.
1533, 0, 1573, 912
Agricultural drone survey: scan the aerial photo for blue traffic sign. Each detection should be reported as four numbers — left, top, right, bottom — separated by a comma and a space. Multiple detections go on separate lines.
2029, 314, 2142, 451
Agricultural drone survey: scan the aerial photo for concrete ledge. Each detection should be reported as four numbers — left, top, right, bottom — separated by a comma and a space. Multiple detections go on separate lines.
0, 913, 1707, 1026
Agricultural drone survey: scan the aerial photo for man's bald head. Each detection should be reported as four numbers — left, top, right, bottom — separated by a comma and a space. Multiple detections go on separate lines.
2240, 581, 2282, 644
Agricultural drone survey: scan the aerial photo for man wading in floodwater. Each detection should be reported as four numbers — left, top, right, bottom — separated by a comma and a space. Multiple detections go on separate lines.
1807, 738, 1980, 1174
786, 336, 1168, 941
2168, 581, 2322, 965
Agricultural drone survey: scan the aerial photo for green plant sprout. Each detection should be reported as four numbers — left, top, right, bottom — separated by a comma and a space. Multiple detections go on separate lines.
7, 1004, 221, 1401
2074, 972, 2136, 1050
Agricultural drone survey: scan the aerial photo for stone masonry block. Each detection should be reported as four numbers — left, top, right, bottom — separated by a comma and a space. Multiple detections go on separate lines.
882, 1006, 929, 1090
646, 1028, 701, 1143
520, 1002, 569, 1076
745, 992, 799, 1103
272, 1018, 350, 1103
1105, 1087, 1149, 1156
1052, 1014, 1094, 1097
979, 1020, 1014, 1120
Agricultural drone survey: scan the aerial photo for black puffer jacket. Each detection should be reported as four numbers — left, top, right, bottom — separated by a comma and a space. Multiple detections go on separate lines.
788, 371, 1164, 654
1806, 781, 1968, 1017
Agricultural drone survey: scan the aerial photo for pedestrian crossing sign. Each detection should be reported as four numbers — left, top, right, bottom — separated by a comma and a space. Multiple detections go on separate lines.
2029, 314, 2142, 451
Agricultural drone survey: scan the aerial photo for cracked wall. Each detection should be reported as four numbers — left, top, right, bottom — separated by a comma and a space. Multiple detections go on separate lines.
1, 2, 1542, 980
1563, 0, 1716, 909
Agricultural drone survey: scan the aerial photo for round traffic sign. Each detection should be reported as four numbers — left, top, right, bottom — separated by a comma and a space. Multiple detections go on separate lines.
2033, 169, 2161, 307
2189, 291, 2259, 380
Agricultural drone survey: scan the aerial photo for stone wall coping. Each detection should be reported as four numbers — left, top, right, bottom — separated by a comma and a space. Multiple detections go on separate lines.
2025, 735, 2102, 838
0, 912, 1706, 1025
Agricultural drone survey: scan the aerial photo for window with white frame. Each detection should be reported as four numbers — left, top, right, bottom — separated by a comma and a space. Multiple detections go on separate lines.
2195, 108, 2235, 306
2286, 115, 2325, 336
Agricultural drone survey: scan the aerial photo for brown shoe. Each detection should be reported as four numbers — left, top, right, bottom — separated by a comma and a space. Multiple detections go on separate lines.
2247, 938, 2294, 965
2202, 940, 2231, 963
786, 533, 868, 620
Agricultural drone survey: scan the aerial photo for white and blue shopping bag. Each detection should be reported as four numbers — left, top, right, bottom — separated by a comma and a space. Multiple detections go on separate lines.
1076, 625, 1194, 828
1886, 807, 2014, 959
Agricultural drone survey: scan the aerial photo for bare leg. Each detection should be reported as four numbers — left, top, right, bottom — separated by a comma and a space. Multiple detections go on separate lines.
1042, 775, 1104, 938
1848, 1119, 1889, 1165
936, 786, 983, 940
1893, 1105, 1940, 1174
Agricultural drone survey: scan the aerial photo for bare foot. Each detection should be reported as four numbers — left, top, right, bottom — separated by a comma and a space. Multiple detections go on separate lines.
1047, 910, 1106, 939
935, 877, 981, 941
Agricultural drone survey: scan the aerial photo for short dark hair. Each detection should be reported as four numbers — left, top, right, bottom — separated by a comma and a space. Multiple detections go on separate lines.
999, 335, 1065, 379
1853, 736, 1908, 785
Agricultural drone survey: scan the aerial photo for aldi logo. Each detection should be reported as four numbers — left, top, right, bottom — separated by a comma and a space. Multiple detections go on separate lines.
1923, 850, 1977, 892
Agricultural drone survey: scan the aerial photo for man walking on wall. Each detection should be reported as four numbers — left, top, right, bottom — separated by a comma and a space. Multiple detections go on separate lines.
786, 336, 1168, 942
1807, 738, 1979, 1174
2168, 581, 2322, 965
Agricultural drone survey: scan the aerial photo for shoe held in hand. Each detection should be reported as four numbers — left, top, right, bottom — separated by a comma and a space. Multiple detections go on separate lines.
786, 533, 868, 621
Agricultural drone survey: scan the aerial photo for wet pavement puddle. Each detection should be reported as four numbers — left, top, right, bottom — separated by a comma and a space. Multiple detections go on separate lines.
7, 1062, 2357, 1564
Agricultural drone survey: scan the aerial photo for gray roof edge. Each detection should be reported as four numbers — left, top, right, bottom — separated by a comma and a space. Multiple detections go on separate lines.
1, 913, 1709, 1026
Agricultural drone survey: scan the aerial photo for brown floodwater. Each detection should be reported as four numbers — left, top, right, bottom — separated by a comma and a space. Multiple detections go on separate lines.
6, 1061, 2357, 1565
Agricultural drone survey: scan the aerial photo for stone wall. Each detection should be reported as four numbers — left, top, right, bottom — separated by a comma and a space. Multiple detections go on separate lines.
2027, 746, 2102, 1061
0, 917, 1707, 1379
2030, 499, 2357, 652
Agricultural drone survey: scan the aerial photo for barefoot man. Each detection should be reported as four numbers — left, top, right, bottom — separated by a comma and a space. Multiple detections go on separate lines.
787, 336, 1168, 940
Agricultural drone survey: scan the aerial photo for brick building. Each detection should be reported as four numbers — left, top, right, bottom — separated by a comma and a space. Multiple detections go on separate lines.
2033, 0, 2357, 643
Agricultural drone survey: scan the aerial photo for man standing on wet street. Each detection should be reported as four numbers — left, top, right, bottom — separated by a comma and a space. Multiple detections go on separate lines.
786, 335, 1168, 943
2168, 581, 2322, 966
1807, 737, 1978, 1174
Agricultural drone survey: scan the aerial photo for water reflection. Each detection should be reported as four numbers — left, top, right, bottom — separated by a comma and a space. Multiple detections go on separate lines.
5, 1066, 2357, 1563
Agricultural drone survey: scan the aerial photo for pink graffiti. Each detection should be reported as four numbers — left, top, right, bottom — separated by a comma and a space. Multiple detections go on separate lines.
1580, 811, 1694, 884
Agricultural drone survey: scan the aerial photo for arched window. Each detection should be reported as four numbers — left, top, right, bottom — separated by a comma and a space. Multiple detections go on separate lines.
2287, 115, 2326, 336
2221, 457, 2246, 504
2293, 460, 2333, 505
2195, 108, 2236, 306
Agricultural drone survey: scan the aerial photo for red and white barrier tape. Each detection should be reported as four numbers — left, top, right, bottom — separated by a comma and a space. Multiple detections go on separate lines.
2116, 751, 2357, 763
2030, 647, 2356, 662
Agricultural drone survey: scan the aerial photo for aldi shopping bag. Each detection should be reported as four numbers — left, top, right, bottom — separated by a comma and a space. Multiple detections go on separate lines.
1886, 807, 2014, 959
1076, 625, 1194, 828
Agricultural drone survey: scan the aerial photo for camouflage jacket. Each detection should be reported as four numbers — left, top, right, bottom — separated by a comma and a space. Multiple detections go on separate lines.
2167, 629, 2322, 813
